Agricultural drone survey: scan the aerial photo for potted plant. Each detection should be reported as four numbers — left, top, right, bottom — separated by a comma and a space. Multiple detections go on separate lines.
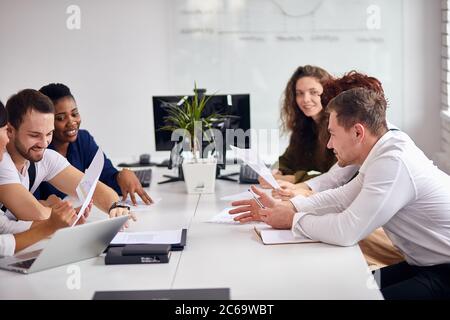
160, 84, 225, 194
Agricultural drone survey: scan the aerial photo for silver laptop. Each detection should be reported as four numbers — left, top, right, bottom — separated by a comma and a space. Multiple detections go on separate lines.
0, 215, 128, 274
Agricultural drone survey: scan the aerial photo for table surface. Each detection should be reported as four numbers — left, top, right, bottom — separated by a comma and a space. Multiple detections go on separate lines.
0, 167, 383, 300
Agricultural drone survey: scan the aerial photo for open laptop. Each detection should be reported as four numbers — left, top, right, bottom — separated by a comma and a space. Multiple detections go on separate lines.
0, 215, 128, 274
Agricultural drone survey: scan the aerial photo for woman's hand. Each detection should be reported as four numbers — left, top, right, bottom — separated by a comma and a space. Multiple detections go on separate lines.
258, 169, 283, 189
117, 169, 153, 205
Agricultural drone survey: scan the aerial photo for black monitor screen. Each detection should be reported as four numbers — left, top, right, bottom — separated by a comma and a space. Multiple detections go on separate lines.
152, 94, 251, 152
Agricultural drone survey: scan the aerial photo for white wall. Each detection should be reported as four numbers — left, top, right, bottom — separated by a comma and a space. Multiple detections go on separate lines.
0, 0, 170, 160
0, 0, 442, 161
402, 0, 442, 157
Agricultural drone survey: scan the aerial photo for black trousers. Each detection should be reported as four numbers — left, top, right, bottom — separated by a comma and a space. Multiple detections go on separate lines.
375, 261, 450, 300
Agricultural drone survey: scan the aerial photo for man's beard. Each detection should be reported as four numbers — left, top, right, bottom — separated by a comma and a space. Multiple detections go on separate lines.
15, 140, 44, 162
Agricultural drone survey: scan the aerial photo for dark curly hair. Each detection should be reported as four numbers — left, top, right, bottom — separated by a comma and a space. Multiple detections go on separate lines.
280, 65, 332, 133
280, 65, 333, 161
39, 83, 75, 104
321, 70, 385, 109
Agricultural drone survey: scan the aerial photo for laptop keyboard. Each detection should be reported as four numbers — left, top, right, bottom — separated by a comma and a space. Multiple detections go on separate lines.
10, 258, 36, 269
134, 169, 152, 187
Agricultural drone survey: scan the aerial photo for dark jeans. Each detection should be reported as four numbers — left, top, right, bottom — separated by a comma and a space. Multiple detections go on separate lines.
374, 261, 450, 300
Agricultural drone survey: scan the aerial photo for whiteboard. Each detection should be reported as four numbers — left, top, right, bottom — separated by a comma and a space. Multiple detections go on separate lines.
165, 0, 404, 152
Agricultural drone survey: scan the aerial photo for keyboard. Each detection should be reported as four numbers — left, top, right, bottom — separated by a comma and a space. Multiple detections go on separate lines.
239, 164, 259, 184
10, 258, 36, 270
134, 169, 152, 188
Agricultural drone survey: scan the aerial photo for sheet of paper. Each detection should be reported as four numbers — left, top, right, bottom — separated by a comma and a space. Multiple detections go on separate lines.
122, 197, 162, 212
110, 229, 182, 245
76, 148, 105, 203
207, 207, 263, 225
220, 189, 274, 202
71, 176, 99, 227
230, 146, 280, 189
207, 207, 240, 224
254, 226, 316, 245
220, 191, 252, 201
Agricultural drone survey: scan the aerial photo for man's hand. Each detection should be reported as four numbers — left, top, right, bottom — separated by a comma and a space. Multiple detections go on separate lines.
117, 169, 153, 205
229, 185, 276, 223
260, 205, 296, 229
41, 194, 62, 208
47, 200, 77, 230
74, 199, 93, 225
109, 206, 136, 229
272, 181, 315, 200
271, 180, 295, 199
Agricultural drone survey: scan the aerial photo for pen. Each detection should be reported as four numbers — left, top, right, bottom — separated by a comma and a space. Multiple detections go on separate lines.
248, 188, 266, 209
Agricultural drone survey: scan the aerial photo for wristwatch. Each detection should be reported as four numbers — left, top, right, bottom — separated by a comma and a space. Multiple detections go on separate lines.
108, 201, 131, 213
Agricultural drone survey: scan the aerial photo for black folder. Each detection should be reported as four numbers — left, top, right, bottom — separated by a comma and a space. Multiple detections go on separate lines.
93, 288, 230, 300
105, 244, 171, 265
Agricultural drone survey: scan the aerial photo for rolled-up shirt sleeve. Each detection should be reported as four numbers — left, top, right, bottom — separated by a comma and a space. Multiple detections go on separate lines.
291, 156, 416, 246
0, 215, 32, 256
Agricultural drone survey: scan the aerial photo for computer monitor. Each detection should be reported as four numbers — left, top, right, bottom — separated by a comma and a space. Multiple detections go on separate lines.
152, 94, 251, 153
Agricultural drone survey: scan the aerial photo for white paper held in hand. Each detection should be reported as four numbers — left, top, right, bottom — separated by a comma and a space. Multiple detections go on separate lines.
230, 145, 280, 189
76, 148, 105, 202
70, 148, 104, 226
71, 176, 99, 227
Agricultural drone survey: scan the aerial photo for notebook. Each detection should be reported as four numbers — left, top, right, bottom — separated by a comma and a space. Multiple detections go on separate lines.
254, 226, 318, 245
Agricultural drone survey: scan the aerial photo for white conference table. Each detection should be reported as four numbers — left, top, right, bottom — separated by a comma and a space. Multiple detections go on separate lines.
0, 167, 382, 300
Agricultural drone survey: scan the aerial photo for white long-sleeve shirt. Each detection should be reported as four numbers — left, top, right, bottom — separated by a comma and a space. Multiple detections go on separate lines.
305, 163, 359, 192
304, 123, 400, 192
0, 215, 32, 256
290, 130, 450, 266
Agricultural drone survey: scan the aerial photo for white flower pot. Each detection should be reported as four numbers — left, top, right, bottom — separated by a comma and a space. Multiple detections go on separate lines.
182, 158, 217, 194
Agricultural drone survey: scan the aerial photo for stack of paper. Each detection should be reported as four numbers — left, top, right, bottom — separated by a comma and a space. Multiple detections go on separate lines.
123, 197, 162, 212
111, 229, 182, 245
207, 207, 241, 224
207, 207, 263, 225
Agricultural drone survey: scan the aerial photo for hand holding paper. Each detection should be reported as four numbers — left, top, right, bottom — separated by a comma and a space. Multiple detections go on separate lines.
71, 175, 99, 226
74, 148, 105, 204
230, 146, 280, 189
70, 148, 104, 226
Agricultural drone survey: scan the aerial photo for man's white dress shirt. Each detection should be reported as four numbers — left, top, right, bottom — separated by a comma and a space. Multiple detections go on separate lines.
291, 130, 450, 266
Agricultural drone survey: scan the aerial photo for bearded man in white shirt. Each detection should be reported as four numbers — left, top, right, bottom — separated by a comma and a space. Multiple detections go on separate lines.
0, 100, 85, 256
230, 87, 450, 300
0, 89, 132, 224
